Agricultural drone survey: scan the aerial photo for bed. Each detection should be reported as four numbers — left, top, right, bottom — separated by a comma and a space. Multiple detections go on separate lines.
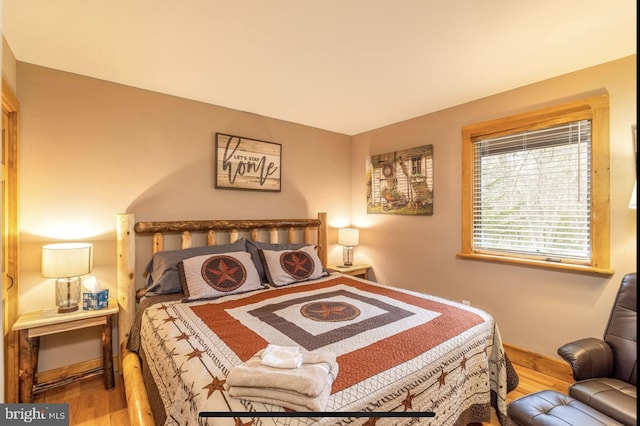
116, 212, 518, 425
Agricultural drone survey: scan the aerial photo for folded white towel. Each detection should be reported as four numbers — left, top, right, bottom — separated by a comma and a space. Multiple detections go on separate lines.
260, 344, 303, 369
227, 349, 338, 398
229, 377, 332, 412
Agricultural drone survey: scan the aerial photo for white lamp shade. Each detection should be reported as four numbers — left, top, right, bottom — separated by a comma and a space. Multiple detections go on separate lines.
338, 228, 359, 246
42, 243, 93, 278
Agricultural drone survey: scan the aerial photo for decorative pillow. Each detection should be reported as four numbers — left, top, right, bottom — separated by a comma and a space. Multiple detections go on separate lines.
246, 240, 308, 283
259, 245, 327, 287
144, 238, 247, 296
177, 251, 263, 302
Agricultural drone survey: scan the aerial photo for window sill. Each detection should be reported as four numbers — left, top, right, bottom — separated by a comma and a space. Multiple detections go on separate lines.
456, 252, 615, 277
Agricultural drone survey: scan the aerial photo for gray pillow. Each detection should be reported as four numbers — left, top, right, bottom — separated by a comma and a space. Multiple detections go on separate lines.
144, 238, 247, 296
246, 240, 307, 283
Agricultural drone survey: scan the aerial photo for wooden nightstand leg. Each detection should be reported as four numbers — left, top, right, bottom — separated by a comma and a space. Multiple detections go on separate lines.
18, 330, 39, 403
102, 315, 115, 390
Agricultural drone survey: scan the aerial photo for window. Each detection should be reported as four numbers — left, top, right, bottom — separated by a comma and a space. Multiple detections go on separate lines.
459, 95, 613, 275
411, 156, 422, 174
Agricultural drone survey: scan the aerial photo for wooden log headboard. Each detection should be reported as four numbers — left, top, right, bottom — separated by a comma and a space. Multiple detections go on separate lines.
115, 212, 328, 362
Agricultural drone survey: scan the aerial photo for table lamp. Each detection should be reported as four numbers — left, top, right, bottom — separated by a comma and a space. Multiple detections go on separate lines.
42, 242, 93, 313
338, 228, 359, 267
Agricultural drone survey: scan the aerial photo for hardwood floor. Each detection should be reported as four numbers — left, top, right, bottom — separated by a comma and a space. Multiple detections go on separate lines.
34, 373, 129, 426
34, 363, 571, 425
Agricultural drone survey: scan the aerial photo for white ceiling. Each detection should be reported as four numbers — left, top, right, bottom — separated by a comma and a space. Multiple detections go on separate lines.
2, 1, 637, 135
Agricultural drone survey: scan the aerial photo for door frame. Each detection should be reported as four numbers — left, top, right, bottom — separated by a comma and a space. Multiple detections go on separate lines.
2, 78, 20, 403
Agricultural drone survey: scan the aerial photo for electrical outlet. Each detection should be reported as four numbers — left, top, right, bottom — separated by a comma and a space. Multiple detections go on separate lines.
462, 300, 471, 306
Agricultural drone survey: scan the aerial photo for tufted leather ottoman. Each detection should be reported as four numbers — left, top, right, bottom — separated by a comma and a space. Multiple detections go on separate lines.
507, 390, 624, 425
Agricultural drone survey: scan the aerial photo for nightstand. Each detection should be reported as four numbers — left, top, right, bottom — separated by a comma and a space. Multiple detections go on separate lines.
12, 298, 118, 403
327, 264, 371, 279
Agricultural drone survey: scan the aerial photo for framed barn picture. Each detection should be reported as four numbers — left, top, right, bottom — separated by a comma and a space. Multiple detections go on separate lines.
366, 145, 434, 215
215, 133, 282, 192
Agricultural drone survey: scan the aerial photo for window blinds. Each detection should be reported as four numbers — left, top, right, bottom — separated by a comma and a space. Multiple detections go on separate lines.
472, 120, 592, 262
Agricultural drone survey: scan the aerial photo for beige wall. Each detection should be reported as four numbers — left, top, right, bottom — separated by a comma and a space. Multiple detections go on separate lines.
352, 55, 637, 358
2, 36, 17, 92
16, 63, 352, 370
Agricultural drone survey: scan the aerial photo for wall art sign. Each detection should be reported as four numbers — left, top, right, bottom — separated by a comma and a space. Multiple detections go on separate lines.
366, 144, 433, 215
215, 133, 282, 192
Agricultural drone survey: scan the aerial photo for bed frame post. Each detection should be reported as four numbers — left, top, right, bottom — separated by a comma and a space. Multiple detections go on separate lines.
116, 213, 136, 370
318, 212, 328, 267
117, 213, 155, 426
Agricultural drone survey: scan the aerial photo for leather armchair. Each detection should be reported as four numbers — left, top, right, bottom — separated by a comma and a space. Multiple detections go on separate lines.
557, 272, 637, 426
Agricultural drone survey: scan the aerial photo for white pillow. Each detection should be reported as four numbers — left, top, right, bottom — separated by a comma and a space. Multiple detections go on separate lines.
259, 245, 327, 287
178, 251, 263, 302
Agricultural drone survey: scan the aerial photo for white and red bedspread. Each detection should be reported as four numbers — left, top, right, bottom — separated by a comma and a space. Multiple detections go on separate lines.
138, 273, 516, 425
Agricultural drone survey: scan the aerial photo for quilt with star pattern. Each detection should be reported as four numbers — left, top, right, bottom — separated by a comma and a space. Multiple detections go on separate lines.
134, 273, 516, 425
